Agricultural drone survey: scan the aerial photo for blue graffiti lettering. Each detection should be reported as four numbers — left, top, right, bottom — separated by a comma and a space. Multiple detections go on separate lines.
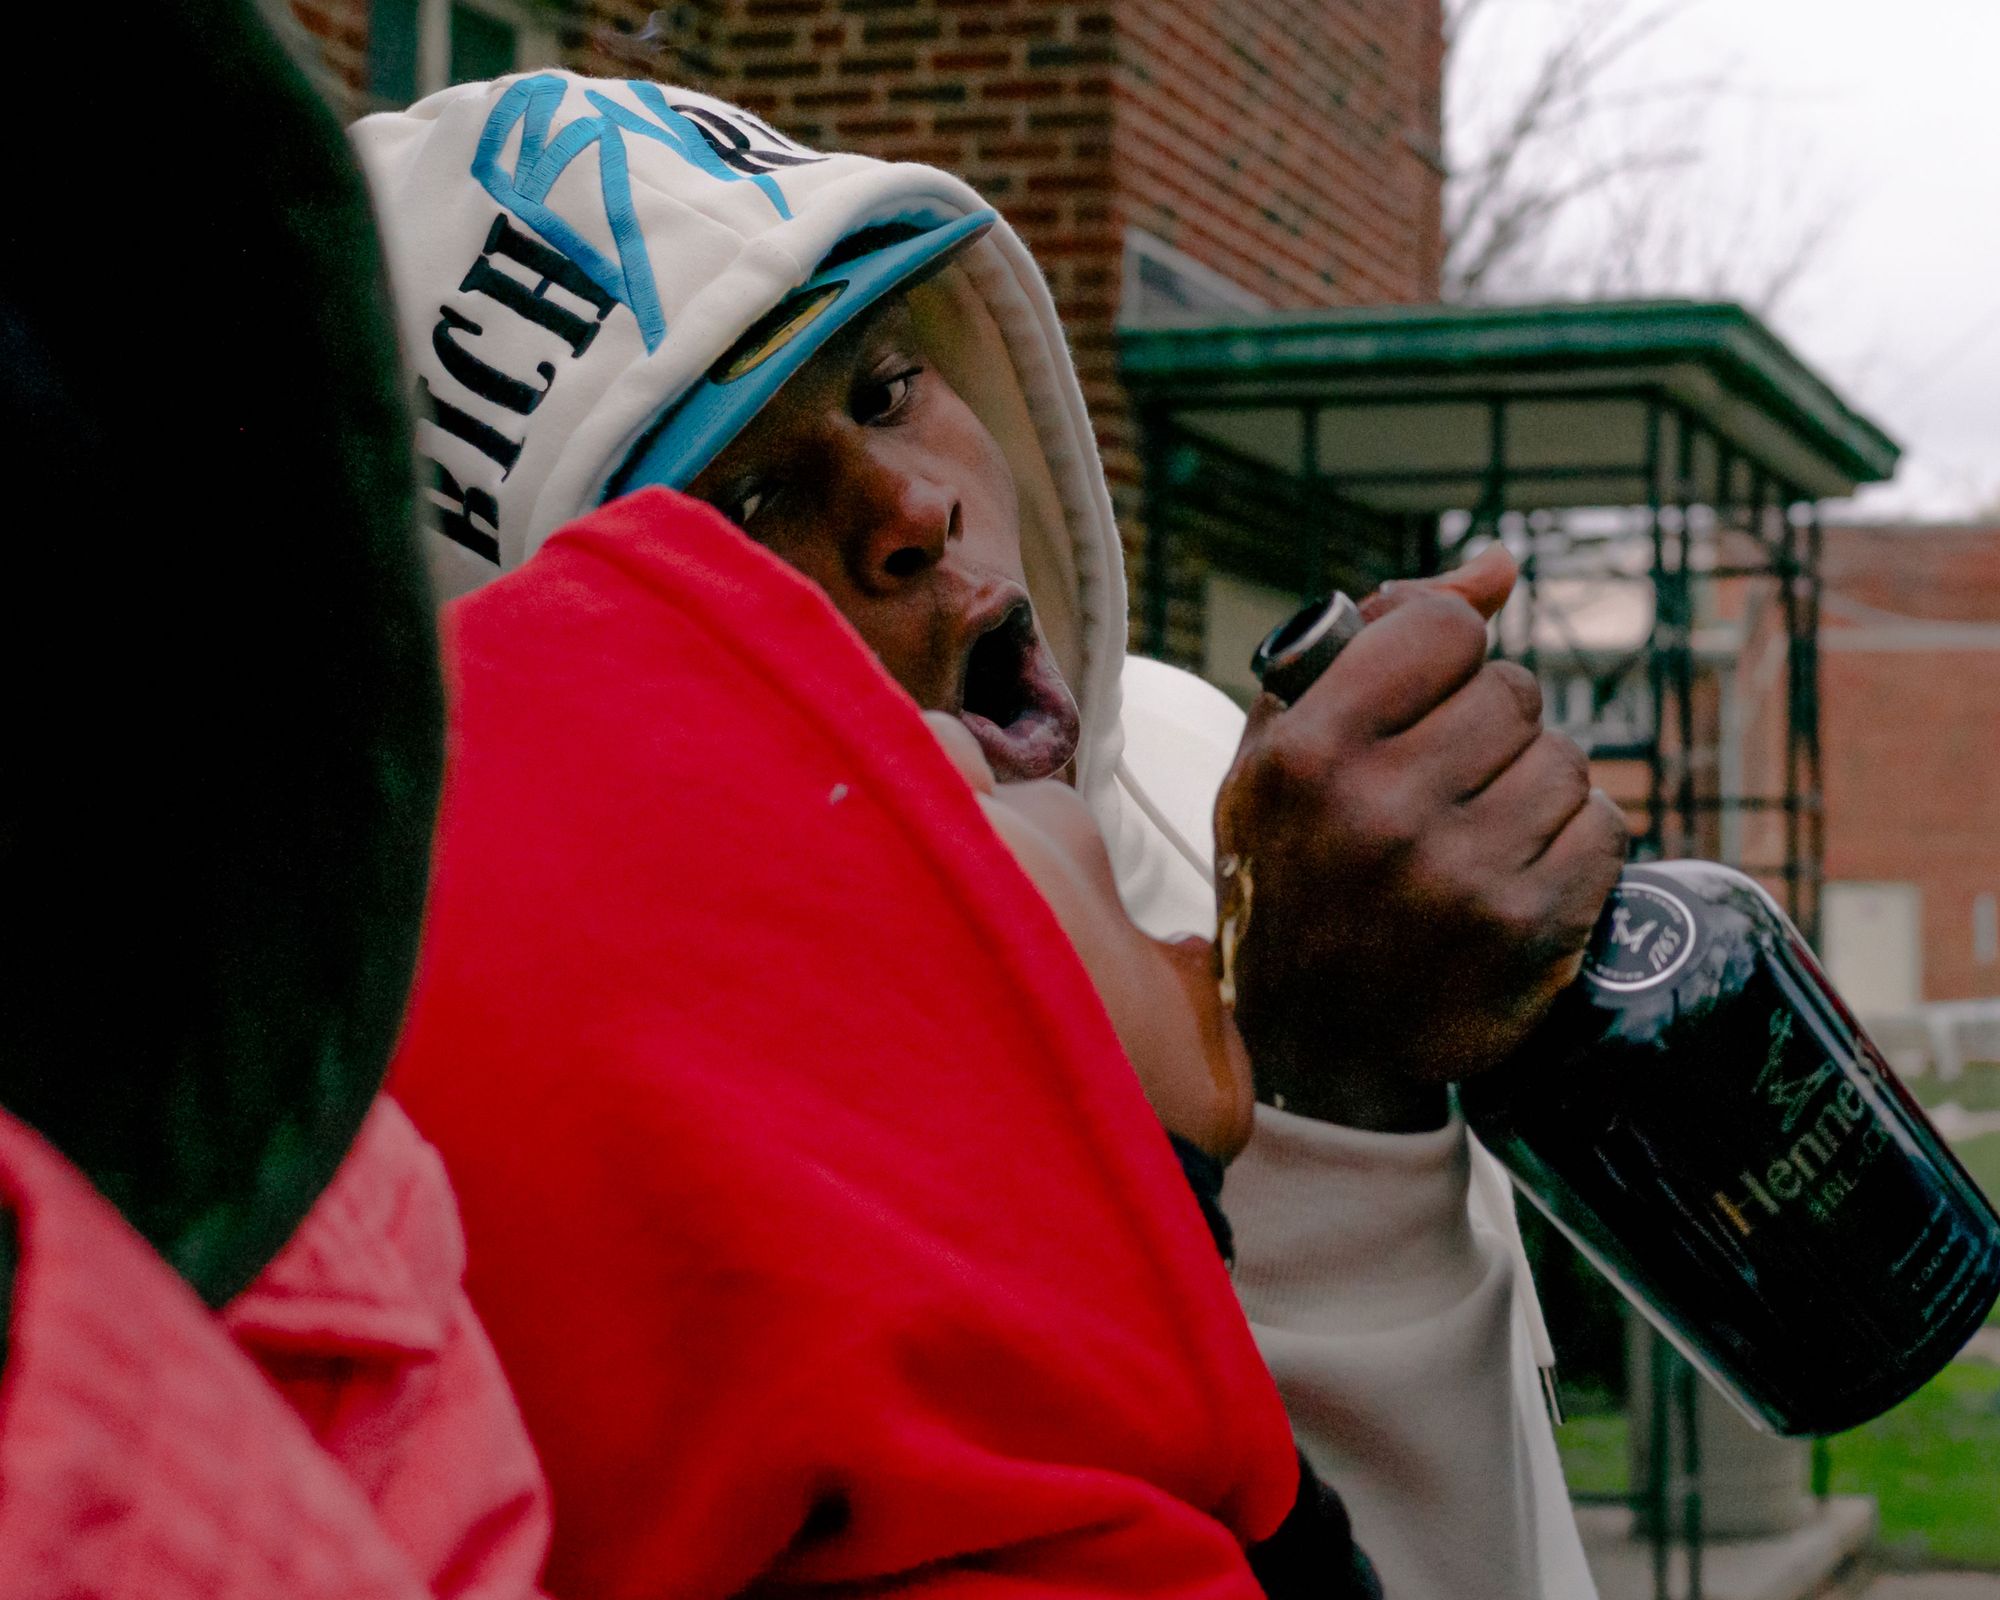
469, 76, 822, 352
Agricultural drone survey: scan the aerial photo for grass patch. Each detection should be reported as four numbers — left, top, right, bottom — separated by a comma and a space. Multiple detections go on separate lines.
1555, 1406, 1631, 1499
1910, 1060, 2000, 1114
1951, 1131, 2000, 1206
1824, 1360, 2000, 1569
1825, 1072, 2000, 1560
1557, 1364, 2000, 1569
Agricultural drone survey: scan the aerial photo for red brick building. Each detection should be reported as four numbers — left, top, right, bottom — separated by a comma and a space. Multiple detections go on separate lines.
287, 0, 1444, 634
1817, 524, 2000, 1006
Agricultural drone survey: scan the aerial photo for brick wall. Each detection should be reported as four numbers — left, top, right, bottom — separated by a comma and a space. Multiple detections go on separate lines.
701, 0, 1120, 452
1103, 0, 1444, 648
289, 0, 372, 113
287, 0, 684, 119
1820, 525, 2000, 1001
1114, 0, 1443, 312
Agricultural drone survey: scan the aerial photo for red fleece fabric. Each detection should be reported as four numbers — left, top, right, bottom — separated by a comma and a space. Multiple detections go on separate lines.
0, 1110, 427, 1600
225, 1098, 552, 1600
390, 488, 1300, 1599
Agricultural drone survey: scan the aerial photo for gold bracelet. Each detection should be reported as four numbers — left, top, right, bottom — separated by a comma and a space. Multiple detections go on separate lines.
1216, 852, 1254, 1008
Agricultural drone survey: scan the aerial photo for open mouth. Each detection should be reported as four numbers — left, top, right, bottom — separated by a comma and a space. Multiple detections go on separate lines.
957, 600, 1082, 782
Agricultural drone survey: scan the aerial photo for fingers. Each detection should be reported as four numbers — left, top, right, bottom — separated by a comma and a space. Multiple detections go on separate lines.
1451, 741, 1624, 984
1394, 659, 1544, 803
1524, 786, 1631, 940
1293, 588, 1493, 741
1457, 726, 1594, 864
1240, 690, 1285, 741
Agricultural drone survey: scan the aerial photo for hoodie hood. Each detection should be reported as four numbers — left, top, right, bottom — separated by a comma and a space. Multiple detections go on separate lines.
353, 72, 1129, 802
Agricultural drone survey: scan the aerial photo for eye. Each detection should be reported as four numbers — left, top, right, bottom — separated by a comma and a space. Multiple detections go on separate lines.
723, 485, 768, 527
855, 365, 923, 425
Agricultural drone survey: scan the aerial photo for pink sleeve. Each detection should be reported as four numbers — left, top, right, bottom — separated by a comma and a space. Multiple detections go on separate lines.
226, 1099, 553, 1600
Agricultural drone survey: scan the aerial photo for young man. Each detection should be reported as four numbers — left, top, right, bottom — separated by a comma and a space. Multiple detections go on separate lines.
357, 72, 1624, 1598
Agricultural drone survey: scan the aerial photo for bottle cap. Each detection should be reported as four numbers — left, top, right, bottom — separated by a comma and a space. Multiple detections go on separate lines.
1250, 592, 1363, 705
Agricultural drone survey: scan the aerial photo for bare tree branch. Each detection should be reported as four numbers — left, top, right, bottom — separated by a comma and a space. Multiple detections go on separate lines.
1442, 0, 1840, 317
1454, 148, 1699, 300
1446, 0, 1708, 298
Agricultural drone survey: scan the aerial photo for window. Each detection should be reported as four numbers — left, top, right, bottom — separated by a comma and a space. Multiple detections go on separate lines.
1823, 882, 1923, 1017
1121, 229, 1268, 324
1537, 662, 1654, 754
367, 0, 558, 108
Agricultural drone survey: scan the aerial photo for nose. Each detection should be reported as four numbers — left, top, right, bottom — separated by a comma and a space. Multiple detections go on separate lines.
838, 438, 958, 596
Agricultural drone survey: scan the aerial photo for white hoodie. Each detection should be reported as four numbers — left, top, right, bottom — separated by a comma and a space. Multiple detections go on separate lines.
353, 72, 1596, 1600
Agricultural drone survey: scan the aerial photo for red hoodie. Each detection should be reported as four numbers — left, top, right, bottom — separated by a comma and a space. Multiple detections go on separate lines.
390, 488, 1303, 1599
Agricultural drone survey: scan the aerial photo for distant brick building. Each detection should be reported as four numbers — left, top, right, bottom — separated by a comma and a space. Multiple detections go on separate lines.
1817, 524, 2000, 1006
288, 0, 1444, 638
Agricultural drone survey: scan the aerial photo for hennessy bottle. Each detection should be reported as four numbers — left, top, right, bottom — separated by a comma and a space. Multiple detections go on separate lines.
1459, 860, 2000, 1435
1253, 596, 2000, 1436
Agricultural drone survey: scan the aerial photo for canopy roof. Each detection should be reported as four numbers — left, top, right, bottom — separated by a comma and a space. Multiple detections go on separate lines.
1119, 300, 1900, 510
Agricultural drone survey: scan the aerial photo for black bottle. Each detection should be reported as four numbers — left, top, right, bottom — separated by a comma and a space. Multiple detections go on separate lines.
1253, 597, 2000, 1436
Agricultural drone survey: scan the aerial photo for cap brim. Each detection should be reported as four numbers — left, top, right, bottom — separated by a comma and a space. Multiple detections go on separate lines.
607, 209, 998, 502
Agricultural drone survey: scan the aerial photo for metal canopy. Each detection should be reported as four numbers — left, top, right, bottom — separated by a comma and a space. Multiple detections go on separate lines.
1117, 298, 1906, 949
1119, 300, 1900, 509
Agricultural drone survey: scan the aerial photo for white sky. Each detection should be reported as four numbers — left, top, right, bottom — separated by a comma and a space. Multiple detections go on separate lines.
1449, 0, 2000, 519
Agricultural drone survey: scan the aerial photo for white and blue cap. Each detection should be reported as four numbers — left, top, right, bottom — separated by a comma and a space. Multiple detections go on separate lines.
606, 209, 995, 500
352, 70, 1129, 796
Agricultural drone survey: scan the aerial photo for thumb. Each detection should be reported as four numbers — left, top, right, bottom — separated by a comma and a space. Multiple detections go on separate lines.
1362, 544, 1518, 624
1433, 544, 1518, 620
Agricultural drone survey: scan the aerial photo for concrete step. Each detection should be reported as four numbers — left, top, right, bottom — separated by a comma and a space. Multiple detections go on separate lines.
1579, 1496, 1877, 1600
1849, 1577, 2000, 1599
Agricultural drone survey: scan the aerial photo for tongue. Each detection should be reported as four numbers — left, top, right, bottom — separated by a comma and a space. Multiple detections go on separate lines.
961, 704, 1075, 783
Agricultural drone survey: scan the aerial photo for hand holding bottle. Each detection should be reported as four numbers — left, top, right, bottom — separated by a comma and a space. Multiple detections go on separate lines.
1213, 548, 1629, 1130
1228, 572, 2000, 1430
